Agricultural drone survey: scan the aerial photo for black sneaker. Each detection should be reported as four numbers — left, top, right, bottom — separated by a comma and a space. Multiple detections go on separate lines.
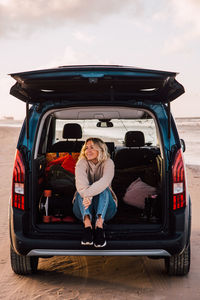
94, 227, 106, 248
81, 227, 93, 245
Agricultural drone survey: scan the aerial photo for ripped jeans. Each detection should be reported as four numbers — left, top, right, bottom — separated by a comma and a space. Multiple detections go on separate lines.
73, 188, 117, 223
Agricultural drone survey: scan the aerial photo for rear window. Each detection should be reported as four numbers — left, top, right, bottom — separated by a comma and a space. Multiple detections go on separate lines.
55, 118, 158, 147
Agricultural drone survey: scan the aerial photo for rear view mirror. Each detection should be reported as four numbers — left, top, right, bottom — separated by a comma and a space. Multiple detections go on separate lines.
96, 119, 113, 128
180, 139, 186, 152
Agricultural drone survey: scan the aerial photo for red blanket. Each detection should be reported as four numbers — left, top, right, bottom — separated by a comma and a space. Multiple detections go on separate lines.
46, 153, 76, 174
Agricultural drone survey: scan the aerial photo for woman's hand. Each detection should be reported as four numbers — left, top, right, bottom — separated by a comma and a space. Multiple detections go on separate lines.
83, 197, 92, 209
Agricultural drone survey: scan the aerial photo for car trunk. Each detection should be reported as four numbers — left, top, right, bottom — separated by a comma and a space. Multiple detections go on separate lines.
30, 105, 165, 239
33, 152, 163, 224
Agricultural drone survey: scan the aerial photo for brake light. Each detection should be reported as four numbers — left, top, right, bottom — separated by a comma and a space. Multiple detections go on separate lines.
12, 149, 25, 210
172, 148, 186, 210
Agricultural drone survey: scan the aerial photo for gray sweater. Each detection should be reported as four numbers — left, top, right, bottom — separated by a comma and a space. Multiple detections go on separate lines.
75, 158, 117, 204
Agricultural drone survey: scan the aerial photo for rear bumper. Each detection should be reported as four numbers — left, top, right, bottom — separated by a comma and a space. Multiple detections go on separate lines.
28, 249, 170, 256
11, 229, 187, 257
9, 200, 191, 257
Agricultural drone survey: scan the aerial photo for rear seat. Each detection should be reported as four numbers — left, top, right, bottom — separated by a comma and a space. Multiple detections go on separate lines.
114, 131, 155, 169
50, 123, 84, 153
105, 142, 115, 157
50, 122, 115, 155
112, 131, 158, 199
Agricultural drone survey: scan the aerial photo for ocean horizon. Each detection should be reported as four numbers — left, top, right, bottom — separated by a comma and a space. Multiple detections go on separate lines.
0, 117, 199, 166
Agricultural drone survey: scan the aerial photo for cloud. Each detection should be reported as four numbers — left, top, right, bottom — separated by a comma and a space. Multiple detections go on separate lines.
1, 0, 200, 41
170, 0, 200, 29
73, 31, 95, 44
43, 45, 113, 68
161, 0, 200, 54
0, 0, 134, 38
162, 31, 197, 55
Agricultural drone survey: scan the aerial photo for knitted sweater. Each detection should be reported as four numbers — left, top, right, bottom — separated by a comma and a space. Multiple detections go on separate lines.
74, 158, 117, 204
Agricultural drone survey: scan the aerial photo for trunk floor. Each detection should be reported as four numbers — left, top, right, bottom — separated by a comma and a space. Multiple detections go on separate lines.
39, 203, 161, 225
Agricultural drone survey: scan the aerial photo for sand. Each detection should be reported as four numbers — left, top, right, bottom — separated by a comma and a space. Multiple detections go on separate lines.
0, 126, 200, 300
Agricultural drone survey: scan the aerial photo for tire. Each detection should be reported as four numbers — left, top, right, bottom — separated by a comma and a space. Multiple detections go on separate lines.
165, 243, 190, 276
10, 246, 39, 275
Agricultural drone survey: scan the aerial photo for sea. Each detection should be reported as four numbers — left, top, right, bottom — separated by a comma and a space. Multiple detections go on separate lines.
0, 117, 199, 166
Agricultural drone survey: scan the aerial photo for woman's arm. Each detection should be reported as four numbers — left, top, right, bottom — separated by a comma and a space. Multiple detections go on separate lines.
82, 159, 115, 198
75, 159, 91, 198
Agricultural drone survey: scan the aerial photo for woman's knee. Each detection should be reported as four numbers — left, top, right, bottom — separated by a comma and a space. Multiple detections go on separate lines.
99, 188, 111, 202
102, 188, 110, 195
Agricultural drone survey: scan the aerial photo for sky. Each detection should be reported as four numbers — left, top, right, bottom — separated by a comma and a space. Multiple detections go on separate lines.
0, 0, 200, 120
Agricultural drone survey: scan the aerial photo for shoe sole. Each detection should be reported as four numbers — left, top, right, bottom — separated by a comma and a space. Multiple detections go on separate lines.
81, 241, 93, 245
94, 241, 107, 248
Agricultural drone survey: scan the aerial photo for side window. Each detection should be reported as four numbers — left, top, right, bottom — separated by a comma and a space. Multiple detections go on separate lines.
38, 116, 54, 154
133, 119, 157, 146
55, 120, 63, 141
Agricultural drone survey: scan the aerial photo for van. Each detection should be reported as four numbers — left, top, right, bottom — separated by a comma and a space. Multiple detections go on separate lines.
9, 65, 191, 276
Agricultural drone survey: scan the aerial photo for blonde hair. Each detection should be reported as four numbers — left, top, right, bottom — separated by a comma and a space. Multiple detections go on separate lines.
79, 137, 110, 163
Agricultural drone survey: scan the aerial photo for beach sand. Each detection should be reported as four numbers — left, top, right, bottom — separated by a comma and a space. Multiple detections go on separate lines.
0, 126, 200, 299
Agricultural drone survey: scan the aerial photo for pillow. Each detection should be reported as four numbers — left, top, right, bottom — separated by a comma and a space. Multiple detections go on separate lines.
123, 177, 156, 209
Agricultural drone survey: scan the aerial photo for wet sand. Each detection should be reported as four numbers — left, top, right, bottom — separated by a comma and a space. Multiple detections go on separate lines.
0, 126, 200, 300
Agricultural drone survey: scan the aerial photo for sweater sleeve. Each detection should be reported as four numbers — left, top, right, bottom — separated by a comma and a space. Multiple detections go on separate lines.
82, 159, 115, 198
75, 159, 90, 198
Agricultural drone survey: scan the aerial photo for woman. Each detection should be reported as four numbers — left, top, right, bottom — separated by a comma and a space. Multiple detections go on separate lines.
73, 137, 117, 247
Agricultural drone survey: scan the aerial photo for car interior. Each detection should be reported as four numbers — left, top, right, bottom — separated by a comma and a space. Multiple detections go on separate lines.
34, 106, 164, 226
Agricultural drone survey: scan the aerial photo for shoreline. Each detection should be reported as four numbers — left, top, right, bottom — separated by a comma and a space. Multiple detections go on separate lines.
186, 164, 200, 171
0, 125, 199, 167
1, 116, 200, 123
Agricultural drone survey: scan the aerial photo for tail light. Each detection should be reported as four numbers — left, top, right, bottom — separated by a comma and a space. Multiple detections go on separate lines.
172, 148, 186, 210
12, 149, 25, 210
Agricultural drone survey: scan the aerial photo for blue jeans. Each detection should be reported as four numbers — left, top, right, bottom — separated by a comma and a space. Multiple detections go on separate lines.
73, 188, 117, 223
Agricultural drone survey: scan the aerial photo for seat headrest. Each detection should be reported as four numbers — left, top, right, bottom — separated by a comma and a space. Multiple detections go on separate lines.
124, 131, 145, 147
62, 123, 82, 139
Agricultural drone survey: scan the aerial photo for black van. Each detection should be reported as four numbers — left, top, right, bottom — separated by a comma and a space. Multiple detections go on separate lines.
9, 65, 191, 276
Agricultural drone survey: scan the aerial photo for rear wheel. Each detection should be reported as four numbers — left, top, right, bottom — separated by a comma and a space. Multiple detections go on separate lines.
10, 246, 39, 275
165, 243, 190, 276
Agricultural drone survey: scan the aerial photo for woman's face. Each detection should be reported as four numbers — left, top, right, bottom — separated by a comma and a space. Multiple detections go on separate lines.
85, 140, 99, 163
